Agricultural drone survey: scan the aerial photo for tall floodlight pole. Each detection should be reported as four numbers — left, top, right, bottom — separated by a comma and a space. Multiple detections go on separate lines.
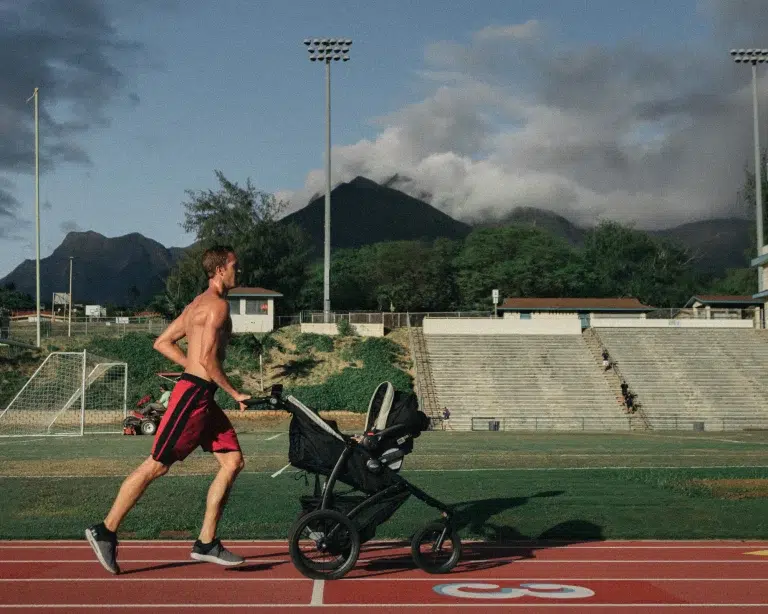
304, 38, 352, 323
731, 49, 768, 292
26, 88, 41, 346
68, 257, 73, 337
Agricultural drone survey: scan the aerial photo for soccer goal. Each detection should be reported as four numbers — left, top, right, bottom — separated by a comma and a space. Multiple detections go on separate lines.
0, 351, 128, 437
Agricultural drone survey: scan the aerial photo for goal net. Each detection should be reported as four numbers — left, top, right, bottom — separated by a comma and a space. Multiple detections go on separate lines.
0, 351, 128, 437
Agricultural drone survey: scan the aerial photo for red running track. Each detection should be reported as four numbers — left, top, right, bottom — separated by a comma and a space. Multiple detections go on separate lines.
0, 540, 766, 611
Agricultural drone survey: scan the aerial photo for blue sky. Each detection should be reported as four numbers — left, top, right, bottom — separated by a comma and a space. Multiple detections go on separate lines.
2, 0, 767, 277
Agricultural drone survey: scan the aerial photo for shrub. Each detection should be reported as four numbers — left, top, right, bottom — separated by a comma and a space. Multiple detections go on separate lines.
336, 319, 355, 337
285, 337, 412, 413
295, 333, 334, 354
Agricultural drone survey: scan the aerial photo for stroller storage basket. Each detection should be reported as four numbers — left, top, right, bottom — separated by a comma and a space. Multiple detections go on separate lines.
289, 411, 398, 494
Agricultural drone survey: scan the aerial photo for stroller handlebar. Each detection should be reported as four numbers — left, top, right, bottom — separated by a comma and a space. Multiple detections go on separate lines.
241, 384, 286, 410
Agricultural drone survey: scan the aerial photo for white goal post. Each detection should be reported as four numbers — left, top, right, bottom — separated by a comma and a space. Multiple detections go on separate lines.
0, 351, 128, 437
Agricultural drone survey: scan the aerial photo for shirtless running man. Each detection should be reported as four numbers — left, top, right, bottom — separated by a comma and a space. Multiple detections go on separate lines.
86, 245, 251, 574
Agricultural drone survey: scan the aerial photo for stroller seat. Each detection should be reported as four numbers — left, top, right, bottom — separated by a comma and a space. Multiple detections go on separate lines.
360, 382, 430, 472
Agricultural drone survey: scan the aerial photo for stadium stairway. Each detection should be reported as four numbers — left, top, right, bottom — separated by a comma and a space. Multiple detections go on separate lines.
594, 327, 768, 430
423, 334, 629, 431
408, 326, 442, 424
583, 328, 651, 430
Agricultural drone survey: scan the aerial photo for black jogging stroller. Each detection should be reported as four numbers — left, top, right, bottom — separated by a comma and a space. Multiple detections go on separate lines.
245, 382, 462, 580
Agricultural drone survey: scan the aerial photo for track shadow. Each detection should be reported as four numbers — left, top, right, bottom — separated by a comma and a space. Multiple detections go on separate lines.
122, 557, 282, 575
352, 518, 604, 578
120, 561, 202, 575
226, 562, 278, 572
451, 491, 564, 541
350, 491, 604, 578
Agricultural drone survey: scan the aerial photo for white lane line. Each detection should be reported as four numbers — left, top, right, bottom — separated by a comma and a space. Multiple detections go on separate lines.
5, 464, 768, 478
0, 577, 765, 582
0, 438, 45, 446
0, 603, 766, 608
0, 559, 764, 564
2, 544, 765, 550
310, 579, 324, 606
264, 434, 282, 441
270, 462, 291, 478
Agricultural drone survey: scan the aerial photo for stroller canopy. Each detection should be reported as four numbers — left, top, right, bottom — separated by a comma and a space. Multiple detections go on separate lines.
365, 382, 428, 436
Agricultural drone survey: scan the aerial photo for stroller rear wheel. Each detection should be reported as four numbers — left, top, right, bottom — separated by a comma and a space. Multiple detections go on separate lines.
411, 522, 462, 574
288, 509, 360, 580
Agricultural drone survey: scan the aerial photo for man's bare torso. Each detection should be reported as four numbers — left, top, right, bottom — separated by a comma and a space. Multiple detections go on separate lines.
183, 291, 232, 382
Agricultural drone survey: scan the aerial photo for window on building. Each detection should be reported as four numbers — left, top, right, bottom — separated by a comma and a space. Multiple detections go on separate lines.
245, 299, 269, 315
228, 299, 241, 315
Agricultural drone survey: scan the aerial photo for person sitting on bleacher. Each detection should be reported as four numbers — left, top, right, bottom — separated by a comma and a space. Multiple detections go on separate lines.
602, 349, 611, 371
624, 392, 635, 413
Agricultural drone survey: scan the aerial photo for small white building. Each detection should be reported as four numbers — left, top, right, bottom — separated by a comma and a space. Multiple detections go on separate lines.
228, 286, 282, 333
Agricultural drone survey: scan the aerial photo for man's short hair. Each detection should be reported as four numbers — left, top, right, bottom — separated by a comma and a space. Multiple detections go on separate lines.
202, 245, 235, 279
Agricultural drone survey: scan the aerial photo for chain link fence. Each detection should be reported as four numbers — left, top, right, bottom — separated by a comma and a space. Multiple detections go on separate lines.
4, 316, 168, 343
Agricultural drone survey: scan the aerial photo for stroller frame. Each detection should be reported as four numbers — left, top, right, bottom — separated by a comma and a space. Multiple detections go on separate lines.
246, 384, 462, 580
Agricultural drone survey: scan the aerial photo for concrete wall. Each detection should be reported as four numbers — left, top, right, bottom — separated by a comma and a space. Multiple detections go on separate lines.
590, 317, 754, 329
300, 322, 385, 337
423, 316, 582, 335
231, 314, 273, 333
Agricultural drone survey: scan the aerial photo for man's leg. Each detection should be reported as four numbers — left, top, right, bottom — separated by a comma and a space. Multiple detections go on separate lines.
104, 456, 169, 531
190, 450, 245, 566
199, 450, 244, 542
86, 456, 168, 574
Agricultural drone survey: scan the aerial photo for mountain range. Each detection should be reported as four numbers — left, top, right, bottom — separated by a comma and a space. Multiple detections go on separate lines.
0, 176, 754, 305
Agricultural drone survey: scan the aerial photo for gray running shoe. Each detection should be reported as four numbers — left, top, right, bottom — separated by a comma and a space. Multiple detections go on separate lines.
190, 538, 245, 566
85, 523, 120, 574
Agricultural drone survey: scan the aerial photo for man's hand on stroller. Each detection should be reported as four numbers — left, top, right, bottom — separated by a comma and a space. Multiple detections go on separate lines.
233, 391, 251, 412
352, 431, 381, 452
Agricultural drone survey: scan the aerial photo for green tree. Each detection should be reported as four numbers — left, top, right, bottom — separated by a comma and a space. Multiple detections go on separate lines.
454, 226, 587, 309
154, 244, 208, 317
179, 171, 313, 313
0, 284, 35, 310
736, 148, 768, 257
582, 221, 697, 306
706, 267, 757, 296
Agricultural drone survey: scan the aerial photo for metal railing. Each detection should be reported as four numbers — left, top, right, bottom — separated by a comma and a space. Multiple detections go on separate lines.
297, 310, 494, 329
646, 307, 757, 320
470, 416, 633, 431
467, 415, 768, 432
4, 317, 169, 341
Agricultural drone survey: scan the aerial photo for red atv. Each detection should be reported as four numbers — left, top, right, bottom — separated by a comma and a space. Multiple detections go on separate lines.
122, 394, 167, 436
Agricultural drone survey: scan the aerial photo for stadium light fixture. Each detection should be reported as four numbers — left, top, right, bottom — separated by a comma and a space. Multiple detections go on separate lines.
305, 38, 352, 323
731, 48, 768, 291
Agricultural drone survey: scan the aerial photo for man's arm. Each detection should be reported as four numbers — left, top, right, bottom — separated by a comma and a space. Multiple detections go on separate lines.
199, 300, 246, 404
153, 310, 188, 369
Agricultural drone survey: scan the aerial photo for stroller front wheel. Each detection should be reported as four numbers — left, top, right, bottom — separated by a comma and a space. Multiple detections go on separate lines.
288, 509, 360, 580
411, 522, 462, 574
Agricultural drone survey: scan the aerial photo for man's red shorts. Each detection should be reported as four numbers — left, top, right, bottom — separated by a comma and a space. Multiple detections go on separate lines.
151, 373, 241, 466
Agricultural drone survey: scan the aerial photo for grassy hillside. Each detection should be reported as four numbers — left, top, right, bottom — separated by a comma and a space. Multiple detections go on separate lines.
1, 327, 415, 423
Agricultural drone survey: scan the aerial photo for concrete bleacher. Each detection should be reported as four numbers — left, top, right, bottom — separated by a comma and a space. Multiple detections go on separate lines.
594, 328, 768, 430
424, 334, 628, 431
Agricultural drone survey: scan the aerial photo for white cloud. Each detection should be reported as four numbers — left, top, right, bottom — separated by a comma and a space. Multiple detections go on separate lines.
284, 7, 764, 229
473, 20, 542, 42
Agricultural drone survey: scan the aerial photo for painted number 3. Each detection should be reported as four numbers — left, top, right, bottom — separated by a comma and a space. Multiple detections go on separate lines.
433, 582, 595, 600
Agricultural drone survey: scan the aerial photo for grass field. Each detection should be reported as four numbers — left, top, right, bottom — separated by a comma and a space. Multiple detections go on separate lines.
1, 429, 766, 541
